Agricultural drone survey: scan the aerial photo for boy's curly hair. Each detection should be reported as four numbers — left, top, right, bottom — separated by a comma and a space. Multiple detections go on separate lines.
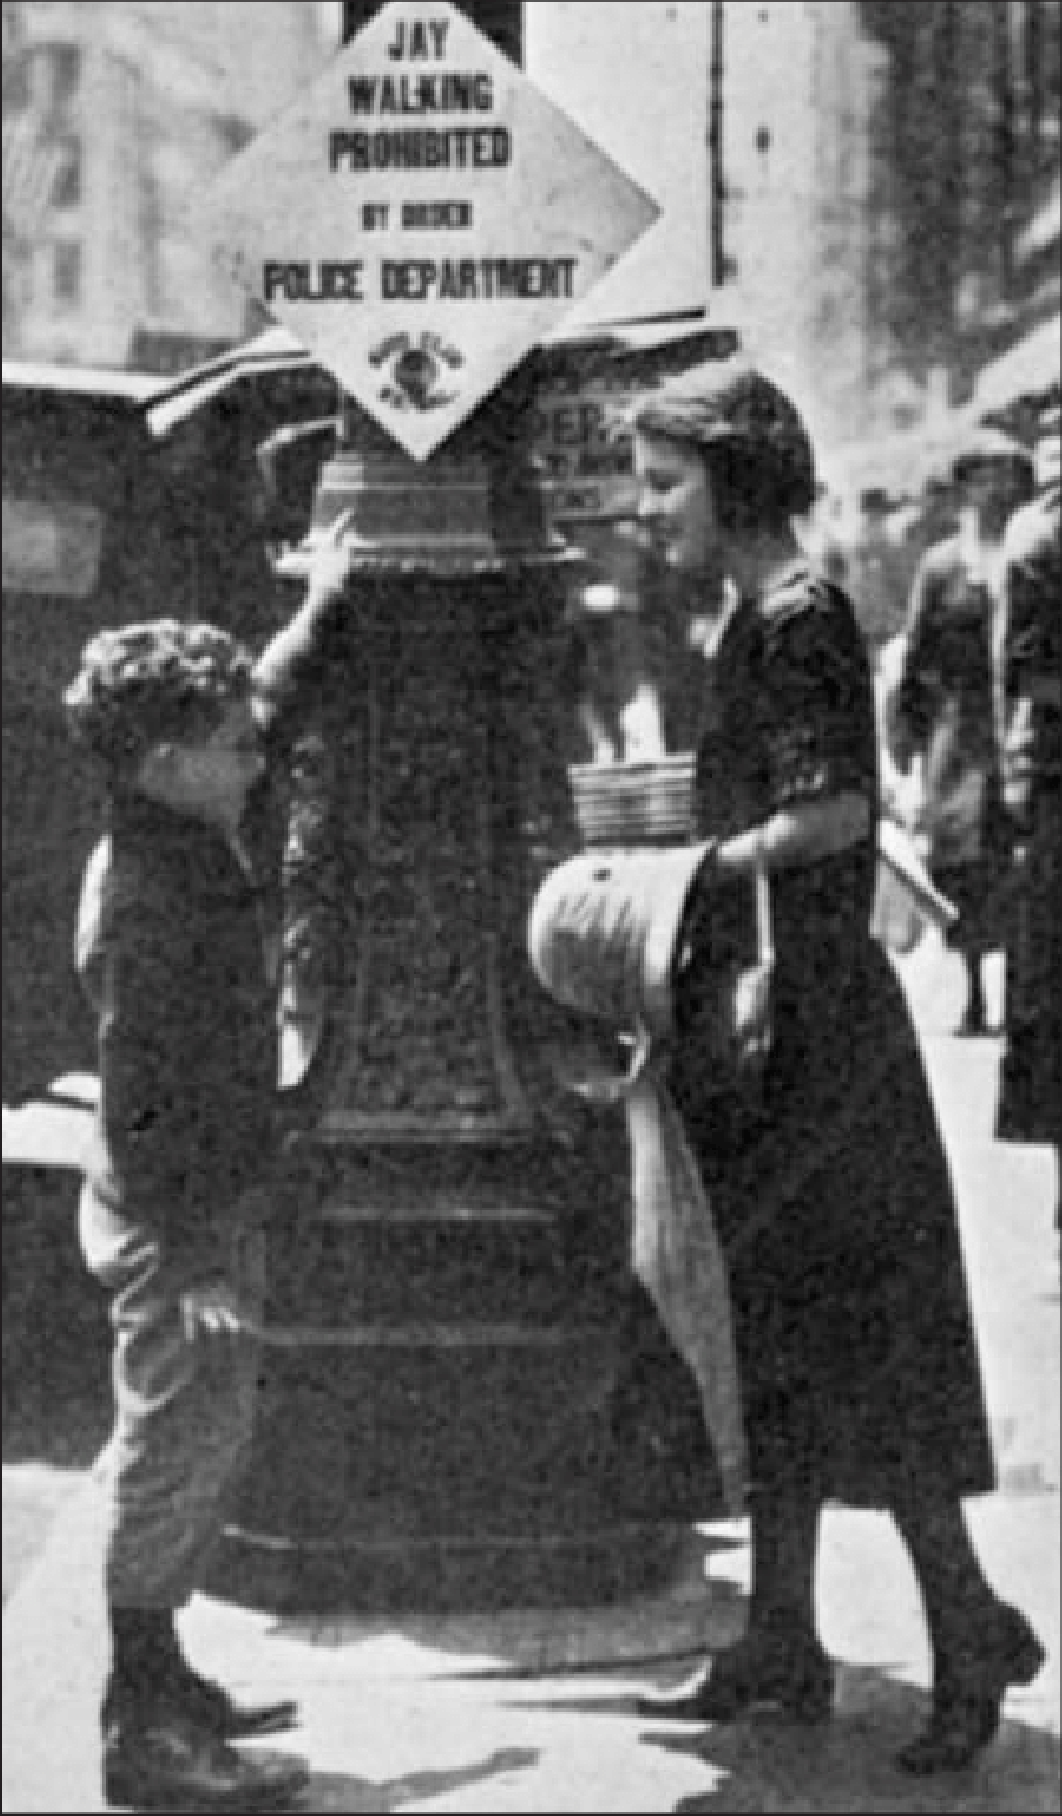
63, 619, 254, 778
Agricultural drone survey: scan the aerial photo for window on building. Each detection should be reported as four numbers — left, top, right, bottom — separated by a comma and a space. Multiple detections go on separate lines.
28, 41, 81, 116
52, 134, 82, 208
2, 497, 105, 599
53, 239, 81, 307
50, 42, 81, 111
218, 112, 253, 157
2, 52, 30, 111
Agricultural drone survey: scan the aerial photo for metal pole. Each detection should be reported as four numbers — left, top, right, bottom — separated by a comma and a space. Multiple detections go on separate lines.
1025, 0, 1043, 171
709, 0, 725, 288
994, 0, 1014, 297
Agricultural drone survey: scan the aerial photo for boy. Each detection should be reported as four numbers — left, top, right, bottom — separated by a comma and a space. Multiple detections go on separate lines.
63, 514, 352, 1811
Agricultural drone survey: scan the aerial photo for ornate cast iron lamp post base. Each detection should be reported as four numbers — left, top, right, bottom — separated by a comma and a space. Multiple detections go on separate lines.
217, 386, 718, 1610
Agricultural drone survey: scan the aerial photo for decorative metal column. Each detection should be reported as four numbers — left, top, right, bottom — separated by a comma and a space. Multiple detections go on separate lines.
210, 2, 718, 1605
223, 359, 715, 1603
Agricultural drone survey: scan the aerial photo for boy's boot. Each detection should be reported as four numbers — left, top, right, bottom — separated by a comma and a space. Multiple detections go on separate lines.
103, 1608, 308, 1811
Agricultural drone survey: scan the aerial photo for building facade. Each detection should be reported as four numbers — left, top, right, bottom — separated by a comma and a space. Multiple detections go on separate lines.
856, 0, 1060, 415
4, 2, 1057, 430
717, 0, 1059, 474
2, 0, 330, 368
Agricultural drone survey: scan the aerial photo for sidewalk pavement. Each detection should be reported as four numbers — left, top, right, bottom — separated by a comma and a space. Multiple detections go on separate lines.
3, 936, 1059, 1812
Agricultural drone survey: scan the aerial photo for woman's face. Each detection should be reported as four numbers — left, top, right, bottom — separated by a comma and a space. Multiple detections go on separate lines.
634, 430, 718, 575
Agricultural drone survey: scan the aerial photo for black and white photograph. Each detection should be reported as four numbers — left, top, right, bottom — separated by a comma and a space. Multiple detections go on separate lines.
2, 3, 1059, 1809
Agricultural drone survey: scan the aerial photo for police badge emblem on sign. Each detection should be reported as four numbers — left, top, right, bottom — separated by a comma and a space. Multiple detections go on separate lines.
369, 329, 464, 412
198, 0, 659, 460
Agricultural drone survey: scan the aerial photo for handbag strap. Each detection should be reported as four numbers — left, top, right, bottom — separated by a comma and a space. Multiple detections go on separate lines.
755, 855, 774, 967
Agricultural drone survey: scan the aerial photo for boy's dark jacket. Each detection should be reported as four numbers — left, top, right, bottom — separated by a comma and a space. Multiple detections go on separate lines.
75, 582, 345, 1273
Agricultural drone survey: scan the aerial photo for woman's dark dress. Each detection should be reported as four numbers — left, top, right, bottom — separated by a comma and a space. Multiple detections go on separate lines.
669, 565, 995, 1507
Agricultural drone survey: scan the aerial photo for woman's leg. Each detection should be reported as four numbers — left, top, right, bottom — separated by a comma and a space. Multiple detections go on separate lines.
892, 1488, 1045, 1772
635, 1463, 834, 1723
956, 946, 987, 1035
747, 1461, 819, 1638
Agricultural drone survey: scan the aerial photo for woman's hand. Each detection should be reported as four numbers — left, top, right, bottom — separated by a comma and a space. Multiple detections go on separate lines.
544, 1025, 649, 1104
180, 1279, 256, 1343
717, 791, 871, 875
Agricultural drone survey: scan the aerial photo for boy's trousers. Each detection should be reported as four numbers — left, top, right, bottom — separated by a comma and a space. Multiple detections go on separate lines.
80, 1190, 266, 1609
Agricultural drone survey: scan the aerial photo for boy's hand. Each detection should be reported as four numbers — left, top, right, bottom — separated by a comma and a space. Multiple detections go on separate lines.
180, 1280, 256, 1342
305, 508, 355, 605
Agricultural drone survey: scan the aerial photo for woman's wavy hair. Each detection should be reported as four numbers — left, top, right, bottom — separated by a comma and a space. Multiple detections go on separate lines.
625, 358, 818, 536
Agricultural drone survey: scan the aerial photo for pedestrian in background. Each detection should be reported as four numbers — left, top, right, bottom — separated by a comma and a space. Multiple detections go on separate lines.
994, 447, 1061, 1230
618, 359, 1043, 1772
796, 479, 849, 590
62, 514, 353, 1813
893, 430, 1034, 1034
845, 484, 909, 654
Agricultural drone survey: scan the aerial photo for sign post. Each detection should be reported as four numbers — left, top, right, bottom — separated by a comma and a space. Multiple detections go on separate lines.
195, 4, 718, 1601
199, 0, 657, 461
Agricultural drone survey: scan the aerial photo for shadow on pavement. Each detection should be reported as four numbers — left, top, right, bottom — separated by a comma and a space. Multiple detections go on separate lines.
182, 1545, 749, 1693
500, 1662, 1059, 1810
298, 1747, 539, 1812
632, 1664, 1061, 1814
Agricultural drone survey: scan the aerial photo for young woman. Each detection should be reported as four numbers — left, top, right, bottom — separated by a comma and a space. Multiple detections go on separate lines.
625, 359, 1043, 1773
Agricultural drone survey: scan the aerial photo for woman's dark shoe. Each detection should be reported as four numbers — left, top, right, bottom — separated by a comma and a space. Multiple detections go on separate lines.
897, 1603, 1045, 1775
956, 991, 987, 1037
635, 1627, 835, 1724
161, 1658, 300, 1739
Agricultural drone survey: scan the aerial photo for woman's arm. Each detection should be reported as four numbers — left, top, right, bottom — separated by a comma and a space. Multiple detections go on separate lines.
715, 790, 871, 876
715, 577, 876, 876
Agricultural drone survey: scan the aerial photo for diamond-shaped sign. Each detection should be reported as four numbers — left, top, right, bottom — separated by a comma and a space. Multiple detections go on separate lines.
198, 0, 659, 460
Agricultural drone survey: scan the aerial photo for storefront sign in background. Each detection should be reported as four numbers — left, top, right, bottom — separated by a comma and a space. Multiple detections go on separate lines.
199, 0, 658, 460
532, 329, 741, 526
532, 368, 641, 524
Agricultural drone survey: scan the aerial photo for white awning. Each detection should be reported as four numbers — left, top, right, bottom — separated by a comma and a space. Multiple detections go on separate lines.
974, 315, 1061, 414
1016, 180, 1060, 265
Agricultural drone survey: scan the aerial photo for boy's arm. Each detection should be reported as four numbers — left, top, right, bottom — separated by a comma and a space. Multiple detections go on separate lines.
251, 510, 354, 751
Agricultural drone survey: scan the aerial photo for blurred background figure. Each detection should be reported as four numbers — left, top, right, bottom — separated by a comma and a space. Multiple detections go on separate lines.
891, 428, 1034, 1035
1031, 401, 1061, 496
889, 474, 959, 610
844, 485, 910, 655
993, 419, 1061, 1228
797, 480, 849, 589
